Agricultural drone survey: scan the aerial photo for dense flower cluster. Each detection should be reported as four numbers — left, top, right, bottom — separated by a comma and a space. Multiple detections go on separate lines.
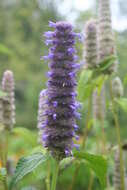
84, 20, 105, 121
43, 21, 80, 159
37, 89, 47, 144
84, 19, 98, 69
98, 0, 117, 73
1, 70, 15, 130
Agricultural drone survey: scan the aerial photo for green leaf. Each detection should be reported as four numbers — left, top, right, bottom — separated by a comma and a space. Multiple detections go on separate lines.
30, 145, 47, 154
77, 69, 108, 103
0, 168, 7, 181
98, 55, 117, 72
74, 151, 107, 188
96, 76, 107, 95
77, 70, 93, 101
115, 98, 127, 112
33, 161, 48, 180
60, 157, 74, 170
9, 152, 49, 190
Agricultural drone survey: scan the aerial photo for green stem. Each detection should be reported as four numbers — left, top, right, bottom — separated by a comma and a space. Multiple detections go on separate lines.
46, 161, 51, 190
101, 119, 106, 154
51, 161, 59, 190
0, 130, 9, 190
88, 171, 94, 190
109, 79, 125, 190
98, 87, 107, 155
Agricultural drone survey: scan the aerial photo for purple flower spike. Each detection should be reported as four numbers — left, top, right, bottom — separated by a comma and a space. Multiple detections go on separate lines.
43, 21, 80, 160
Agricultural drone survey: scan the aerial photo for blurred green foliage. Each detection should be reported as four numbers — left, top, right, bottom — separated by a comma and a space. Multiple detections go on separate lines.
0, 0, 62, 128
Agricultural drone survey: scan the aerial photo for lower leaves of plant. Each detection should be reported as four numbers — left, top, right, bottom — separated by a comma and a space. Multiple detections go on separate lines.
74, 151, 107, 188
9, 152, 49, 190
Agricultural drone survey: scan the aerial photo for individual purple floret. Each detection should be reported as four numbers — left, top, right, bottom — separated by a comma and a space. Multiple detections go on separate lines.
43, 21, 80, 159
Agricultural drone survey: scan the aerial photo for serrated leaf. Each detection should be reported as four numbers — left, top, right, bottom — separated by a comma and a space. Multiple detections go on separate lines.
74, 151, 107, 188
9, 152, 49, 190
60, 157, 74, 170
33, 158, 48, 180
115, 98, 127, 112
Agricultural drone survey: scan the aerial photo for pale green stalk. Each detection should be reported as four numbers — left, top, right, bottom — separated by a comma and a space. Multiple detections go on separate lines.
51, 161, 59, 190
109, 79, 125, 190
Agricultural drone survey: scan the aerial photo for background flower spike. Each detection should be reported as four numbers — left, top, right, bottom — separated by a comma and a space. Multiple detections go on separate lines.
37, 89, 47, 144
98, 0, 118, 73
113, 149, 126, 190
84, 19, 98, 69
1, 70, 15, 130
